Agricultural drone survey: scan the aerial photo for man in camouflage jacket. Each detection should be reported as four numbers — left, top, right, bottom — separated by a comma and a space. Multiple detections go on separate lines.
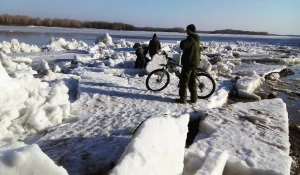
176, 24, 201, 104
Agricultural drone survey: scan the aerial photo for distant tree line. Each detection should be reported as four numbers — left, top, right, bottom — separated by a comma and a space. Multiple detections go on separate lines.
0, 14, 184, 33
196, 30, 211, 34
84, 21, 136, 30
136, 27, 185, 33
210, 29, 269, 35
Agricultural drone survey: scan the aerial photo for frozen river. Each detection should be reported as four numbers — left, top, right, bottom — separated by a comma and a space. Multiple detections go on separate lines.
1, 25, 300, 175
1, 26, 300, 47
1, 25, 300, 125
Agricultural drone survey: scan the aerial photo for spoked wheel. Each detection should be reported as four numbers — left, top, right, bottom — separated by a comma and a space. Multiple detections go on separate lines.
196, 73, 216, 99
146, 69, 170, 91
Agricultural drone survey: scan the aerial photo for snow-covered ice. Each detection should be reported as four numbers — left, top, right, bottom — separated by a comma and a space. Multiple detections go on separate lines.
0, 39, 40, 53
146, 54, 168, 73
236, 76, 263, 94
233, 62, 286, 78
30, 69, 227, 174
199, 57, 212, 73
228, 62, 287, 99
95, 33, 113, 46
195, 150, 228, 175
207, 88, 228, 109
241, 56, 300, 64
184, 98, 291, 175
110, 114, 189, 175
0, 60, 70, 142
0, 52, 36, 78
0, 33, 297, 174
42, 38, 88, 52
36, 59, 50, 71
53, 64, 61, 73
0, 142, 68, 175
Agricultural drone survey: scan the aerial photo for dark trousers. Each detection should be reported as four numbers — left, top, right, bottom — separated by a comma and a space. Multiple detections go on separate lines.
179, 67, 197, 102
135, 57, 150, 69
135, 57, 145, 69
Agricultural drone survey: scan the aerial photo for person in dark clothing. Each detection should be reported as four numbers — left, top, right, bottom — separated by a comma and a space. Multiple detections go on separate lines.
148, 33, 161, 58
134, 43, 149, 69
175, 24, 201, 104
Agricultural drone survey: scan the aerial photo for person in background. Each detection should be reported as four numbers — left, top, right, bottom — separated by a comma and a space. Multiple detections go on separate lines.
148, 33, 161, 58
175, 24, 201, 104
133, 43, 149, 69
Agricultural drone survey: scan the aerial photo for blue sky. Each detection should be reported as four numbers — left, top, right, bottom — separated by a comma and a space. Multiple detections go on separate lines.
0, 0, 299, 35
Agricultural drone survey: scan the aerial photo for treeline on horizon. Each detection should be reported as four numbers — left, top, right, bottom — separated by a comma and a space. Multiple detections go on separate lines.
0, 14, 185, 33
209, 29, 269, 35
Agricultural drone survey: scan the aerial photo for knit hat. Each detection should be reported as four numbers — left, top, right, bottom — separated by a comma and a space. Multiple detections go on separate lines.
153, 33, 157, 38
133, 42, 141, 49
187, 24, 196, 33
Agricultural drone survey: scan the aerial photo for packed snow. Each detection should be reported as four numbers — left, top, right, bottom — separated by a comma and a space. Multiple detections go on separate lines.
184, 98, 291, 175
0, 52, 36, 78
194, 150, 228, 175
0, 59, 70, 142
110, 114, 189, 175
95, 33, 113, 46
0, 142, 68, 175
145, 54, 167, 73
0, 32, 297, 174
233, 62, 286, 77
42, 38, 88, 52
0, 39, 41, 53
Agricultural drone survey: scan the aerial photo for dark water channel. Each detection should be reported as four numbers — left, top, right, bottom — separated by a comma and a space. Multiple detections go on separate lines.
263, 65, 300, 125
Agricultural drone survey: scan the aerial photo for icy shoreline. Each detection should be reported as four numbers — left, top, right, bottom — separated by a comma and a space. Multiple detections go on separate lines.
0, 34, 298, 174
